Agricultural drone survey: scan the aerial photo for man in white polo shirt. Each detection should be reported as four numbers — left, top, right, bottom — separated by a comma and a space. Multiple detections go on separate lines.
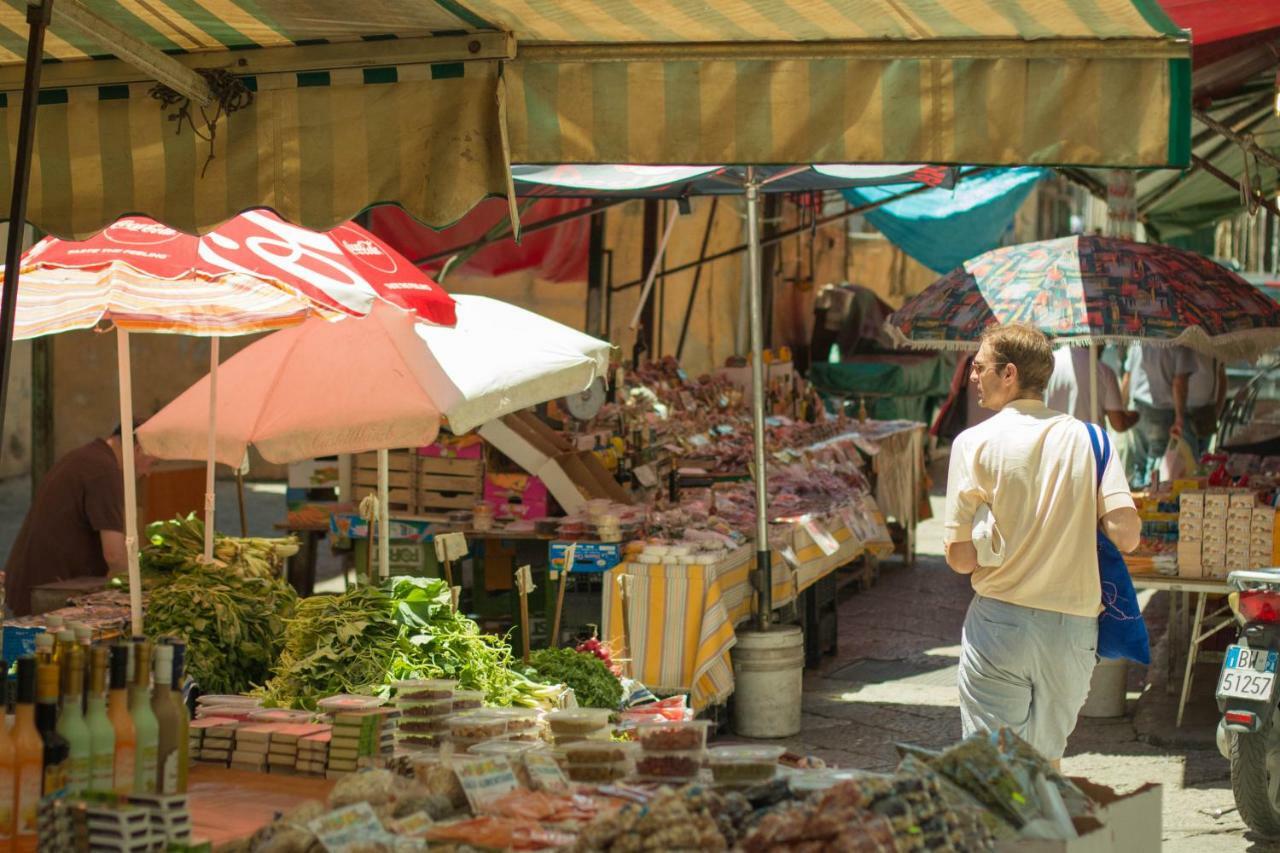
944, 324, 1140, 762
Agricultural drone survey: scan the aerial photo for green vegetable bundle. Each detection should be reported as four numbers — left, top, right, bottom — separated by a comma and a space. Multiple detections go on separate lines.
142, 513, 298, 580
530, 647, 624, 709
144, 563, 297, 695
258, 577, 562, 711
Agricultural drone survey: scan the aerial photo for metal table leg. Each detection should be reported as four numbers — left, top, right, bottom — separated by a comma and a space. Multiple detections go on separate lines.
1176, 593, 1207, 727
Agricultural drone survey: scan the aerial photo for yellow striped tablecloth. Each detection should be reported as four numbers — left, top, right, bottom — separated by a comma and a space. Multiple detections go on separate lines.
602, 523, 891, 709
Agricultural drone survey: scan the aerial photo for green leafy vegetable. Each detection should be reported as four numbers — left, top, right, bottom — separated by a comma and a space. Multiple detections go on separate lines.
529, 647, 624, 709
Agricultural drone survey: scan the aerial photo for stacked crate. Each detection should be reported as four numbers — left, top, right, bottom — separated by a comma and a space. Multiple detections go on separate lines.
1177, 492, 1203, 577
1227, 492, 1255, 576
352, 450, 485, 517
1200, 491, 1229, 578
1252, 506, 1277, 569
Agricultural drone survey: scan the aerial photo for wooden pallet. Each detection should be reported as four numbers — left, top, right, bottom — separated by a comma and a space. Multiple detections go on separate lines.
352, 451, 419, 514
350, 450, 486, 516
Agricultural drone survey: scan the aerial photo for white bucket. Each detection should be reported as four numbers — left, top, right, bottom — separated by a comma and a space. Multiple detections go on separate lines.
1079, 657, 1128, 718
731, 625, 805, 738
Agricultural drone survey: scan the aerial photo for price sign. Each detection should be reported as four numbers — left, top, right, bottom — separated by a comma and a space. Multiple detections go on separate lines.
308, 803, 395, 852
802, 519, 840, 557
454, 757, 519, 813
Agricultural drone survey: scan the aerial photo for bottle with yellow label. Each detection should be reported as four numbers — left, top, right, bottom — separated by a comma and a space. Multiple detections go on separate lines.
35, 660, 68, 798
128, 640, 158, 795
12, 658, 40, 853
106, 645, 135, 795
56, 646, 90, 796
84, 647, 115, 794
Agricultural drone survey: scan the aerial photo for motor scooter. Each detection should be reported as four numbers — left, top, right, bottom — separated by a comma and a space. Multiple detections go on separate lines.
1217, 569, 1280, 836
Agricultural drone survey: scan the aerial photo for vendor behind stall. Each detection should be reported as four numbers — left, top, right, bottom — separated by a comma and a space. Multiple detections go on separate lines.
4, 425, 156, 616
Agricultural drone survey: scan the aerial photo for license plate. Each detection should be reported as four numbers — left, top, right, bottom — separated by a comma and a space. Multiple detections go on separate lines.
1217, 645, 1279, 701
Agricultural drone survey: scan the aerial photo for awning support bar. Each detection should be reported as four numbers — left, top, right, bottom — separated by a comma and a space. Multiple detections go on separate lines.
0, 0, 53, 462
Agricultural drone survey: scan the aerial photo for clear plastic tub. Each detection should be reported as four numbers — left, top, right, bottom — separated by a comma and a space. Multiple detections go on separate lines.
451, 690, 486, 711
634, 719, 712, 752
394, 679, 457, 701
316, 694, 385, 713
482, 708, 542, 733
566, 762, 628, 784
562, 741, 634, 766
247, 709, 318, 724
707, 745, 785, 785
445, 712, 508, 741
396, 698, 454, 718
546, 708, 612, 736
787, 768, 878, 795
398, 718, 450, 735
633, 749, 705, 780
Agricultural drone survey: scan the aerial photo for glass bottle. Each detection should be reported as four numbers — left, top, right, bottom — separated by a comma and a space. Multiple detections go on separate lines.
169, 642, 191, 793
11, 658, 39, 853
106, 644, 135, 795
83, 647, 115, 795
55, 646, 90, 796
150, 645, 180, 795
34, 661, 68, 798
128, 641, 158, 794
0, 658, 15, 852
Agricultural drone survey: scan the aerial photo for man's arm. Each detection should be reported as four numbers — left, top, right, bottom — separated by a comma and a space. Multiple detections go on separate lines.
1104, 409, 1139, 432
1171, 372, 1189, 437
1101, 507, 1141, 553
1216, 362, 1228, 416
945, 540, 978, 574
100, 530, 128, 578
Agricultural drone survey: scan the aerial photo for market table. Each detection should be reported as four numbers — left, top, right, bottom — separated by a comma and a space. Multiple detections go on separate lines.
808, 354, 952, 423
276, 519, 329, 597
601, 519, 893, 710
1129, 573, 1233, 727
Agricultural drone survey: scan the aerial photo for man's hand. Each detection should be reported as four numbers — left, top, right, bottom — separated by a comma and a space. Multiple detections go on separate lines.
1169, 417, 1184, 439
945, 540, 978, 574
100, 530, 128, 578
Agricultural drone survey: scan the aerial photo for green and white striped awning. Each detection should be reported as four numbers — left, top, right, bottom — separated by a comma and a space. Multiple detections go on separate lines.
0, 0, 1191, 238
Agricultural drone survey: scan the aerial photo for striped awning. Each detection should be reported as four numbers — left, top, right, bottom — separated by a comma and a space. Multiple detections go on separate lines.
0, 0, 1191, 239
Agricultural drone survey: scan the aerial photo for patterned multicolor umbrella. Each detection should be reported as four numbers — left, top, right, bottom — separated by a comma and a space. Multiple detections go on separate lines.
886, 235, 1280, 361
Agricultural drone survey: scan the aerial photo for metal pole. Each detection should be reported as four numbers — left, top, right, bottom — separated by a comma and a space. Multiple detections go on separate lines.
746, 169, 771, 631
117, 329, 143, 636
0, 0, 53, 460
1089, 346, 1100, 425
203, 336, 219, 561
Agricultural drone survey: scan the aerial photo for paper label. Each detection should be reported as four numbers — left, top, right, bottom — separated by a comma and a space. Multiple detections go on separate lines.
802, 519, 840, 557
0, 768, 13, 838
308, 802, 393, 851
91, 751, 113, 792
454, 757, 519, 813
390, 811, 435, 837
113, 745, 135, 793
524, 752, 568, 792
633, 464, 658, 487
16, 766, 38, 838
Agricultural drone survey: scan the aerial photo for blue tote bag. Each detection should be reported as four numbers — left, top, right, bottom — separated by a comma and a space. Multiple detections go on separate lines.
1083, 422, 1150, 665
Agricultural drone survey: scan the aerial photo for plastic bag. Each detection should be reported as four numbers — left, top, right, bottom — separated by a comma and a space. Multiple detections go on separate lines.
1157, 434, 1196, 483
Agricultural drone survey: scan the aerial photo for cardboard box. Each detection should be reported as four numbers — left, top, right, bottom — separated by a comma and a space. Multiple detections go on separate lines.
1231, 491, 1256, 509
996, 779, 1160, 853
484, 473, 550, 520
1176, 541, 1202, 577
549, 541, 623, 574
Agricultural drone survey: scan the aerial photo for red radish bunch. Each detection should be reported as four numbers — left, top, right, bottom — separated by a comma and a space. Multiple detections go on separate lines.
576, 637, 622, 676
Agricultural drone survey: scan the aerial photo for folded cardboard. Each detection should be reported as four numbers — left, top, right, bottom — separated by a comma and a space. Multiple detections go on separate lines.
997, 779, 1160, 853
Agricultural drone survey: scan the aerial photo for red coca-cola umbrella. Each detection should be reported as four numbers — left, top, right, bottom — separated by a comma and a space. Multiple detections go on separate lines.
20, 208, 455, 329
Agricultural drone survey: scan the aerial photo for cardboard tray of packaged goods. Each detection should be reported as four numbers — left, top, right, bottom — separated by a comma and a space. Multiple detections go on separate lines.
997, 780, 1161, 853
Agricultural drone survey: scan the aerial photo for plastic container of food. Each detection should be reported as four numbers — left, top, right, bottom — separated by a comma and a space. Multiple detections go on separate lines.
634, 749, 705, 780
316, 694, 385, 713
396, 698, 454, 718
707, 745, 785, 785
446, 712, 508, 741
397, 733, 441, 750
394, 679, 457, 701
247, 709, 317, 724
546, 708, 612, 736
469, 739, 544, 787
483, 708, 542, 733
787, 768, 878, 795
399, 718, 450, 735
451, 690, 486, 711
635, 720, 712, 752
562, 741, 634, 766
566, 762, 628, 784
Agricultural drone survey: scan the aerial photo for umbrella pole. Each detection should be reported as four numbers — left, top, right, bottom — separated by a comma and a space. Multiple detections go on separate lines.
1090, 346, 1100, 425
746, 169, 772, 632
203, 337, 219, 561
377, 448, 390, 580
0, 1, 52, 454
117, 329, 143, 636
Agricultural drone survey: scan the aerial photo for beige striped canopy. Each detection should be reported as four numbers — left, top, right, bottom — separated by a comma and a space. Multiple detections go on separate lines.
0, 0, 1191, 239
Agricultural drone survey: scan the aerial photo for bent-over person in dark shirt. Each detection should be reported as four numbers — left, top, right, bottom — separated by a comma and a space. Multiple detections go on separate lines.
4, 425, 156, 616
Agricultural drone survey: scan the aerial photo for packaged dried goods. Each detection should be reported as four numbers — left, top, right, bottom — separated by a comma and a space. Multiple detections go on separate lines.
315, 694, 385, 713
469, 739, 546, 788
707, 744, 784, 784
546, 708, 612, 736
452, 689, 486, 711
562, 741, 634, 766
634, 749, 704, 780
446, 711, 508, 741
394, 678, 457, 701
635, 719, 712, 751
566, 762, 628, 784
484, 707, 543, 733
396, 698, 453, 718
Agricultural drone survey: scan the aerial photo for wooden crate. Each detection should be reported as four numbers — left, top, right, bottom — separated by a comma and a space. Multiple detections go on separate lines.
352, 450, 419, 513
417, 455, 484, 514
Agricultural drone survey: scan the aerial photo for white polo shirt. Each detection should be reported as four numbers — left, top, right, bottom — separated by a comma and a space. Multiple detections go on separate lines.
944, 399, 1135, 617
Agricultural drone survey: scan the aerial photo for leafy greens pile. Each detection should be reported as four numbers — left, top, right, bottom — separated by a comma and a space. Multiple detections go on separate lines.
142, 513, 298, 580
529, 647, 624, 709
144, 563, 297, 695
257, 577, 562, 711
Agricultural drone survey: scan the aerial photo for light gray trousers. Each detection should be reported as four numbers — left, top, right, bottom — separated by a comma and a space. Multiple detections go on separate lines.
958, 594, 1098, 760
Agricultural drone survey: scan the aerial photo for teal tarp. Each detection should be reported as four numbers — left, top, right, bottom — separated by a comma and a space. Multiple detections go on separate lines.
809, 355, 953, 423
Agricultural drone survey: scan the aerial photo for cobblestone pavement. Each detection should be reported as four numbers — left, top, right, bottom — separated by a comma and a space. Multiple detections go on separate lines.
773, 497, 1269, 851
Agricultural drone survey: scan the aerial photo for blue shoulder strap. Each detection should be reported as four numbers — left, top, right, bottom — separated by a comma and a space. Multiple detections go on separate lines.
1083, 421, 1110, 488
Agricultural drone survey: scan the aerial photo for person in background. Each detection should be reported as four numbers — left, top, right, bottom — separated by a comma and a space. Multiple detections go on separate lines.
1183, 352, 1227, 458
3, 424, 156, 616
1043, 345, 1139, 431
944, 323, 1140, 765
1125, 344, 1198, 487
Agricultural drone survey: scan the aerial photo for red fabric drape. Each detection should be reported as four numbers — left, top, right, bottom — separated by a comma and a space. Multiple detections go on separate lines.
368, 199, 590, 283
